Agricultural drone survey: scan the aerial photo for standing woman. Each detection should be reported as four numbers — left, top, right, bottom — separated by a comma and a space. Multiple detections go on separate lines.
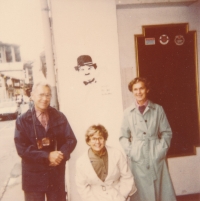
119, 77, 176, 201
76, 124, 137, 201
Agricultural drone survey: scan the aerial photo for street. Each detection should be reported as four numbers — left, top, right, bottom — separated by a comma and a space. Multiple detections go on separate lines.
0, 104, 29, 201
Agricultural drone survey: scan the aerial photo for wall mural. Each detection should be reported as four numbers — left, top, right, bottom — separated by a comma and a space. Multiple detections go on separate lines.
74, 55, 97, 85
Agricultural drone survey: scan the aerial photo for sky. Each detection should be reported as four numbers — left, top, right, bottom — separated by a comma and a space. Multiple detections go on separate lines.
0, 0, 44, 62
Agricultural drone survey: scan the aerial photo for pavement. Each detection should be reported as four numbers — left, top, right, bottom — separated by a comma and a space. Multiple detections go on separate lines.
0, 103, 29, 201
0, 163, 24, 201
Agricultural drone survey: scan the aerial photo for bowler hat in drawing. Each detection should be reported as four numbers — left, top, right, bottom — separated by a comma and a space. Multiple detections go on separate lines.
74, 55, 97, 71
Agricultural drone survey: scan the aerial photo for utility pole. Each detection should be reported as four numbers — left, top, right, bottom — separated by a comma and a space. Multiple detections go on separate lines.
40, 0, 58, 109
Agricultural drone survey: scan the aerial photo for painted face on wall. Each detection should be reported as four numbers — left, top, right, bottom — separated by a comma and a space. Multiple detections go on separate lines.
75, 55, 97, 85
87, 132, 106, 153
31, 85, 51, 112
132, 81, 149, 105
79, 65, 96, 84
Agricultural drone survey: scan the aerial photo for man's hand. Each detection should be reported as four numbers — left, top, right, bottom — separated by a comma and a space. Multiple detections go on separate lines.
49, 151, 64, 166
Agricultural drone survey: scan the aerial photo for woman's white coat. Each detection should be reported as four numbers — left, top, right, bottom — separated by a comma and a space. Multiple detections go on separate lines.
75, 146, 137, 201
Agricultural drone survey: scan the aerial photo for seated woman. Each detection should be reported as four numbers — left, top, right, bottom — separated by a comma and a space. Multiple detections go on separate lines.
75, 124, 137, 201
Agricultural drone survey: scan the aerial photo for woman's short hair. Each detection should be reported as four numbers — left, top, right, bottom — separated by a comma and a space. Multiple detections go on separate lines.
32, 80, 52, 93
85, 124, 108, 144
128, 77, 150, 92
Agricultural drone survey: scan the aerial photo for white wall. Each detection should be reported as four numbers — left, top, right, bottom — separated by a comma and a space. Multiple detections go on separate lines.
116, 1, 200, 195
168, 147, 200, 195
50, 0, 123, 200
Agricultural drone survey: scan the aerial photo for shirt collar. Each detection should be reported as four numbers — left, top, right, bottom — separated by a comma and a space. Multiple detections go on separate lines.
34, 107, 49, 116
128, 100, 155, 112
135, 99, 149, 108
89, 147, 107, 157
34, 107, 49, 129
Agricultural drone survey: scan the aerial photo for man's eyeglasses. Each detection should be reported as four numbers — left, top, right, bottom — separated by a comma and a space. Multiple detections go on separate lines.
38, 93, 51, 99
90, 137, 104, 142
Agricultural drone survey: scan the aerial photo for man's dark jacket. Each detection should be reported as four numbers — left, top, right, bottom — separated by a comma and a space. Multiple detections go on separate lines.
14, 106, 77, 192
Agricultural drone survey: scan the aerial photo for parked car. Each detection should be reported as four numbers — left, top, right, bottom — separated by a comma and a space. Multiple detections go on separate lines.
0, 100, 21, 120
16, 95, 23, 105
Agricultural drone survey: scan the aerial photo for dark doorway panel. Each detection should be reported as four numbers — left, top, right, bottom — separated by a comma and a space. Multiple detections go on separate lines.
135, 23, 200, 157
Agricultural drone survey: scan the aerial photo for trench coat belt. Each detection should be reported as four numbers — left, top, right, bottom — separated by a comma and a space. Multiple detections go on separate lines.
135, 136, 158, 169
132, 136, 157, 183
91, 182, 118, 192
142, 136, 158, 183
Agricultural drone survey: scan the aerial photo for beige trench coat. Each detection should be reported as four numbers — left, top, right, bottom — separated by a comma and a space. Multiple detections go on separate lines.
75, 146, 137, 201
120, 101, 176, 201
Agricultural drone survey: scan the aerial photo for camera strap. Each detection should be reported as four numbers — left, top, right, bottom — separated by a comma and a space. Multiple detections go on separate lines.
30, 103, 53, 150
31, 105, 45, 149
31, 104, 38, 142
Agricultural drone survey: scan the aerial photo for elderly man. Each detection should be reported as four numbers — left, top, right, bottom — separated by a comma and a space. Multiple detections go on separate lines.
14, 81, 77, 201
119, 77, 176, 201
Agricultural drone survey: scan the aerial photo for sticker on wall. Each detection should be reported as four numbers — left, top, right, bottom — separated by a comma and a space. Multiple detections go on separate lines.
74, 55, 97, 86
174, 35, 185, 46
159, 34, 169, 45
145, 38, 155, 45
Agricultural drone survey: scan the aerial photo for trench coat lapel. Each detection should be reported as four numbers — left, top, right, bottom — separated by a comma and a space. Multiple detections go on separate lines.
83, 146, 119, 183
127, 103, 138, 130
105, 146, 118, 181
137, 113, 148, 131
84, 146, 119, 182
135, 106, 148, 132
129, 104, 136, 126
83, 151, 104, 184
143, 101, 156, 136
136, 101, 156, 133
143, 104, 149, 116
127, 103, 149, 133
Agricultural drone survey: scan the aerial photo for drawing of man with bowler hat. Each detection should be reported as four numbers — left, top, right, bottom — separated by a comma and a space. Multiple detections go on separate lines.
74, 55, 97, 85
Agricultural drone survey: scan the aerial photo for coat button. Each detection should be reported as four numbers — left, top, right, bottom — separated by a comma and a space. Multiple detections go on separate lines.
143, 132, 146, 134
102, 186, 106, 191
145, 120, 147, 122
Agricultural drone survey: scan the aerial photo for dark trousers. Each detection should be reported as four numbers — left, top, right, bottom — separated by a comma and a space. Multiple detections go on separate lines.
24, 190, 67, 201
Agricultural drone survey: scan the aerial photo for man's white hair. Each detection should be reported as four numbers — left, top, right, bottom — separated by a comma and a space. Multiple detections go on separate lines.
32, 80, 52, 93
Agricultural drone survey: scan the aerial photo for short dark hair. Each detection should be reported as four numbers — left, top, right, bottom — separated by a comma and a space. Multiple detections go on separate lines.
85, 124, 108, 144
128, 77, 150, 92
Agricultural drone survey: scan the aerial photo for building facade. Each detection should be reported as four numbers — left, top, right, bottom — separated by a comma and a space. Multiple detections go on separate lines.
0, 42, 33, 100
44, 0, 200, 200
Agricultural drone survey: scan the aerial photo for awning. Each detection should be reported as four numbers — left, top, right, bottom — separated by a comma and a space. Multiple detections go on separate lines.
0, 71, 24, 81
